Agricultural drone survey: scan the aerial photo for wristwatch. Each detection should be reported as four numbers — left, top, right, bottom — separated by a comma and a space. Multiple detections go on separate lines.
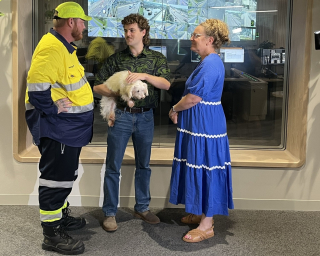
172, 105, 177, 112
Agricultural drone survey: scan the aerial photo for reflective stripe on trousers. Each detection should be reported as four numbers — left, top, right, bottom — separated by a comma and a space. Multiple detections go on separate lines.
40, 201, 68, 222
38, 137, 82, 224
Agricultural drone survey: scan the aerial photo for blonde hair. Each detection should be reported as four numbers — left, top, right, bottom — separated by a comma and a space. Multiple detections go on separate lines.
200, 19, 230, 49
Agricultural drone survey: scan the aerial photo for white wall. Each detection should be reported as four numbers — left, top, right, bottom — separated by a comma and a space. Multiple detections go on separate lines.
1, 0, 320, 211
232, 0, 320, 210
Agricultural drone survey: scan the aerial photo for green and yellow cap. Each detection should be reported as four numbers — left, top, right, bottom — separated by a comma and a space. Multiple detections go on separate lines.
54, 1, 91, 21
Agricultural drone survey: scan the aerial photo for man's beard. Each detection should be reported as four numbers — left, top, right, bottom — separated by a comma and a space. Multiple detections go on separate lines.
72, 26, 83, 41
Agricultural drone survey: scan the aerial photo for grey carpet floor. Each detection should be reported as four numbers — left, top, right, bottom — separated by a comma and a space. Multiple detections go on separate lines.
0, 206, 319, 256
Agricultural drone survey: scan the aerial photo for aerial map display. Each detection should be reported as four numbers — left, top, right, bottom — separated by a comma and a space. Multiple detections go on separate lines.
88, 0, 257, 41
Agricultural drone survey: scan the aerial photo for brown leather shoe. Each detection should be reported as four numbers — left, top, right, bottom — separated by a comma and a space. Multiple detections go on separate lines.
102, 216, 117, 232
134, 210, 160, 224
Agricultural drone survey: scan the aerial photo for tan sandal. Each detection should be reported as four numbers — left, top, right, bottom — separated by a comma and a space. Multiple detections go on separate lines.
181, 214, 214, 225
183, 226, 214, 243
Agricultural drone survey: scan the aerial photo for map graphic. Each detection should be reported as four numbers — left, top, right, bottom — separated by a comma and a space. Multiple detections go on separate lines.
88, 0, 257, 41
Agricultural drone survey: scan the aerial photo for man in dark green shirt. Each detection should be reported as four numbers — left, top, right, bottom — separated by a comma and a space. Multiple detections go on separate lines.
93, 14, 170, 232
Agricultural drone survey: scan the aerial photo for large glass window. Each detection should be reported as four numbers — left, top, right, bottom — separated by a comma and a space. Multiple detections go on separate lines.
34, 0, 290, 149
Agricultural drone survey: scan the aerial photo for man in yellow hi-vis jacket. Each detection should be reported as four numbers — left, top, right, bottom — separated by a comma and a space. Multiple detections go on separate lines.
25, 2, 93, 255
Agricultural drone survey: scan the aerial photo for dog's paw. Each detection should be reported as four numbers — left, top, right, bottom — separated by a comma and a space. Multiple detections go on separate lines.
127, 100, 135, 108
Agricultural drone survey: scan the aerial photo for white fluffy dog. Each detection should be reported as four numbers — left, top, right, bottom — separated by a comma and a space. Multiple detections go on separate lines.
100, 71, 149, 127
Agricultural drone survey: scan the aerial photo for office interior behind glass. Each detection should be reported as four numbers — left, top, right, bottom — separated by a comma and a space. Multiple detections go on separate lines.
35, 0, 288, 149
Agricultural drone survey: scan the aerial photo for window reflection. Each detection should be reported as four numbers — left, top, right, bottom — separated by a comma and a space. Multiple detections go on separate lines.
35, 0, 289, 149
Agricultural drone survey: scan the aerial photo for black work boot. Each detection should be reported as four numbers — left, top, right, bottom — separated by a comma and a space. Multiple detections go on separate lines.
62, 207, 86, 231
42, 225, 85, 255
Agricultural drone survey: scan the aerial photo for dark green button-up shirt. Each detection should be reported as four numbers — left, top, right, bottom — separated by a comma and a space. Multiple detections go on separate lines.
94, 47, 171, 108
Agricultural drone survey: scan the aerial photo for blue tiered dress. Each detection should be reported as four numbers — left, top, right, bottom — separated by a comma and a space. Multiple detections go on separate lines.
169, 53, 234, 217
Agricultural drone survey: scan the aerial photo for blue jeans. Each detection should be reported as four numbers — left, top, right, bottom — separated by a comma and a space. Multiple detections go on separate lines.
102, 108, 154, 216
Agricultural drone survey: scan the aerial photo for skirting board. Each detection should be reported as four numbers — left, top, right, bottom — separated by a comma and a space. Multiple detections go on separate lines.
1, 195, 320, 211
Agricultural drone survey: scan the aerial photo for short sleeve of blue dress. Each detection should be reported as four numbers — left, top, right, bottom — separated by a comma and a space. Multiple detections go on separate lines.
185, 54, 224, 102
169, 53, 234, 217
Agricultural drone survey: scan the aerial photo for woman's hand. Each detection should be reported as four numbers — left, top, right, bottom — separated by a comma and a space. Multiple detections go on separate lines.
169, 108, 178, 124
169, 108, 175, 117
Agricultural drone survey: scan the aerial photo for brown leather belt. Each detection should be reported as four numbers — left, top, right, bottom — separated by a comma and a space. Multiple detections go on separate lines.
118, 106, 151, 113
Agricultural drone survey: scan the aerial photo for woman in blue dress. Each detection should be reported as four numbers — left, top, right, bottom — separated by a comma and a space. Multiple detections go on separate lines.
168, 19, 233, 243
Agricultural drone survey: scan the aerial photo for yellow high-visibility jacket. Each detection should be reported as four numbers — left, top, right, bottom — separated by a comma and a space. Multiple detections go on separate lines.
25, 29, 94, 146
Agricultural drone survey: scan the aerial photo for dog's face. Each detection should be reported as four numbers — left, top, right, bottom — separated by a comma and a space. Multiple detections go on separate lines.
131, 81, 149, 99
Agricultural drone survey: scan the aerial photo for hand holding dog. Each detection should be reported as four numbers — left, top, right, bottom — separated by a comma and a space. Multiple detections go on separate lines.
126, 71, 147, 84
99, 71, 149, 127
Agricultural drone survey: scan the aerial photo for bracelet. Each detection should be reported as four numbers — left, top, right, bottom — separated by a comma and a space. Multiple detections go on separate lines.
172, 105, 177, 112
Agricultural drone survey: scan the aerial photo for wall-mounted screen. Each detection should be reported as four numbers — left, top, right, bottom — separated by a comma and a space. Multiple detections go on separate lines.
261, 49, 285, 65
191, 51, 201, 62
87, 0, 257, 41
220, 48, 244, 63
149, 46, 167, 58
